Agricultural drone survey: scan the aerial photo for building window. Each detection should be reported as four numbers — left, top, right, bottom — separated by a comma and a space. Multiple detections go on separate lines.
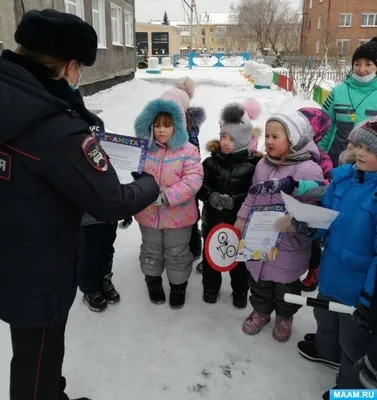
218, 47, 225, 52
309, 0, 312, 8
65, 0, 84, 19
319, 0, 323, 3
209, 47, 214, 52
361, 14, 377, 27
339, 13, 352, 27
201, 28, 206, 36
317, 16, 322, 29
216, 26, 227, 34
217, 38, 225, 44
316, 40, 320, 54
193, 37, 198, 43
124, 10, 134, 47
209, 37, 215, 43
337, 39, 351, 56
237, 47, 241, 52
92, 0, 106, 48
358, 38, 370, 46
210, 28, 215, 33
308, 20, 311, 31
110, 4, 123, 45
192, 28, 197, 34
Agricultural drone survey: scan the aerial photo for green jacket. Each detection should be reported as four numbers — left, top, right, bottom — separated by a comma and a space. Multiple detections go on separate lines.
319, 75, 377, 166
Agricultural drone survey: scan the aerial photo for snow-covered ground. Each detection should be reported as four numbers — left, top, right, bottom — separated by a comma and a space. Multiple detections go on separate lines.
0, 67, 335, 400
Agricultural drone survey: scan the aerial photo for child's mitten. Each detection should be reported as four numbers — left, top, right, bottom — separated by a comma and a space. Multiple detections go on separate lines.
208, 192, 224, 210
248, 177, 298, 196
220, 194, 234, 210
291, 218, 317, 237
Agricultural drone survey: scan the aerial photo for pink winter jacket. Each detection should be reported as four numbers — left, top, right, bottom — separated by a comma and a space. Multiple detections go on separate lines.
135, 142, 203, 230
237, 142, 324, 284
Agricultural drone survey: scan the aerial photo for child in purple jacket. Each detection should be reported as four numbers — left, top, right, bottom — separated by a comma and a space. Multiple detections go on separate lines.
234, 110, 324, 342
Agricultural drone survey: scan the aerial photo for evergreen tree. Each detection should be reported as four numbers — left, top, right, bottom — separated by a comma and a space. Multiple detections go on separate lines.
162, 11, 169, 25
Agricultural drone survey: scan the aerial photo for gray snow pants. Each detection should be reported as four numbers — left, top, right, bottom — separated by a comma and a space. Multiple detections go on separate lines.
139, 225, 193, 285
314, 294, 375, 389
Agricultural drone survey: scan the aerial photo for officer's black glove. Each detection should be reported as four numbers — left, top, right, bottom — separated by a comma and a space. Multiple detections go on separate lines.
291, 217, 317, 237
353, 301, 373, 333
118, 218, 133, 229
131, 171, 154, 180
355, 355, 377, 389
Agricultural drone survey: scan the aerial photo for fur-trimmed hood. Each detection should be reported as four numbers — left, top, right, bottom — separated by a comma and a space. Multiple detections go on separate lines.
134, 98, 188, 151
187, 106, 206, 128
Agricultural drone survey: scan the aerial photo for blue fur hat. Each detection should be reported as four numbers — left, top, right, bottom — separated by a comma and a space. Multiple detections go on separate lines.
134, 98, 188, 152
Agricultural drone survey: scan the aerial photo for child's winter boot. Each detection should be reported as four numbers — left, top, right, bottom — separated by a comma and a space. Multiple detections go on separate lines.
232, 292, 248, 309
242, 311, 270, 335
145, 275, 166, 304
169, 281, 188, 309
203, 288, 219, 304
272, 316, 293, 342
297, 338, 340, 369
301, 267, 319, 292
102, 273, 120, 303
82, 292, 107, 312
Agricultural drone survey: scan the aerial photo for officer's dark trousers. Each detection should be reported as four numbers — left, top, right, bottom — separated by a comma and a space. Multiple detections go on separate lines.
10, 319, 70, 400
80, 222, 117, 294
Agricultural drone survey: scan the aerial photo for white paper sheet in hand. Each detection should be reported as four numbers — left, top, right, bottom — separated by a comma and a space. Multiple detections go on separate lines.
280, 192, 339, 229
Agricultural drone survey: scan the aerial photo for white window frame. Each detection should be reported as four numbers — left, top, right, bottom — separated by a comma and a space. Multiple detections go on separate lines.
361, 14, 377, 27
218, 47, 225, 52
124, 10, 134, 47
110, 3, 123, 46
317, 16, 322, 29
65, 0, 84, 19
336, 39, 351, 56
339, 13, 352, 27
315, 40, 320, 54
358, 38, 370, 46
319, 0, 323, 3
92, 0, 106, 48
309, 0, 313, 8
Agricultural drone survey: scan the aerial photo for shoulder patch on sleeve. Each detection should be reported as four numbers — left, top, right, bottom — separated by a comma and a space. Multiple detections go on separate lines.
0, 151, 11, 181
81, 136, 108, 172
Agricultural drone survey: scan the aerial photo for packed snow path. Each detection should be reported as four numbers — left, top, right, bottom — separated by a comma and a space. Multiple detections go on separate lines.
0, 67, 335, 400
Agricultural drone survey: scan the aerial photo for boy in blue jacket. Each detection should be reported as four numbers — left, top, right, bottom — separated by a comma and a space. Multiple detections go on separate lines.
288, 119, 377, 398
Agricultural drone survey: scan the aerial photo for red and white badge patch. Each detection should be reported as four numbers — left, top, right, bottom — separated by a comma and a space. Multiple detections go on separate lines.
0, 151, 11, 181
81, 136, 108, 172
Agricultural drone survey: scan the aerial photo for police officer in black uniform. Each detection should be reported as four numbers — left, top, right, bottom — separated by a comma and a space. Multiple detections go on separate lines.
0, 9, 159, 400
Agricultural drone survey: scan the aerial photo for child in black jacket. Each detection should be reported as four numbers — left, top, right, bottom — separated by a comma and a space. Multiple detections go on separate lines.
197, 99, 262, 308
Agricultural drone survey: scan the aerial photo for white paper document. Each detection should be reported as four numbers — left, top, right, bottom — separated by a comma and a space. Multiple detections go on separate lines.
236, 209, 286, 262
98, 134, 148, 184
281, 192, 339, 229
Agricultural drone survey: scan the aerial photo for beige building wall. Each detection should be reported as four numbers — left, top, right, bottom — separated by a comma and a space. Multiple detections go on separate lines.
135, 23, 180, 56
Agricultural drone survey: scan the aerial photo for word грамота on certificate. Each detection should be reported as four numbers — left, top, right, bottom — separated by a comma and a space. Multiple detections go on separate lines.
97, 133, 148, 184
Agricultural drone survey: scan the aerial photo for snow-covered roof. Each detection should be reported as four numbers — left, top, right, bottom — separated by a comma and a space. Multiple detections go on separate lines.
169, 12, 237, 27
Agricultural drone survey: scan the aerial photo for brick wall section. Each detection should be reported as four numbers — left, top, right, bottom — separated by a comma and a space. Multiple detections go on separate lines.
302, 0, 377, 57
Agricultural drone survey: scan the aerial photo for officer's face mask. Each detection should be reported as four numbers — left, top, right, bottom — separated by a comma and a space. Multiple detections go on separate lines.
66, 61, 83, 91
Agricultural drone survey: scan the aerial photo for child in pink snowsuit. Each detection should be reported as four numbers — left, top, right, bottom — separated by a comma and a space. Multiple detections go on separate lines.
235, 110, 324, 342
134, 89, 204, 310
